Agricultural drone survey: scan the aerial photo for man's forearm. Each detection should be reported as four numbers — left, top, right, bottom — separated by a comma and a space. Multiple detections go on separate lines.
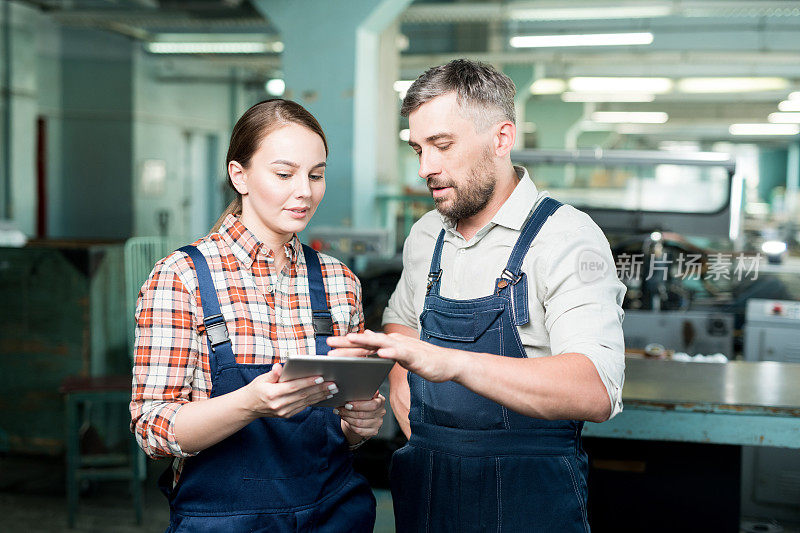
388, 365, 411, 439
385, 323, 415, 438
451, 351, 612, 423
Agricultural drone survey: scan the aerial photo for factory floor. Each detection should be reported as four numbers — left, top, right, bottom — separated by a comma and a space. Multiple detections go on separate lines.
0, 453, 796, 532
0, 454, 395, 532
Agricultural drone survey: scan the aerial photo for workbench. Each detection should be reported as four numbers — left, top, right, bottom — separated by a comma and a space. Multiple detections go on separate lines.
583, 358, 800, 448
581, 358, 800, 531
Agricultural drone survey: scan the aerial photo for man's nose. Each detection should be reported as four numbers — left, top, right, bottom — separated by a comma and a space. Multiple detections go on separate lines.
418, 151, 440, 180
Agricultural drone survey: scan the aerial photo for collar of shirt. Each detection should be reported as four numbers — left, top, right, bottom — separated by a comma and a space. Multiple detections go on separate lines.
218, 213, 301, 269
438, 165, 539, 243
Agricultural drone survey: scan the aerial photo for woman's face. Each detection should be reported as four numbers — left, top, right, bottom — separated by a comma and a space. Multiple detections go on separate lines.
231, 123, 327, 246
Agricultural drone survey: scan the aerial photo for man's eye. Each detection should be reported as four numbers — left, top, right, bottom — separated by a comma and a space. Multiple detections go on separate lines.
310, 174, 324, 181
436, 144, 451, 151
276, 172, 292, 179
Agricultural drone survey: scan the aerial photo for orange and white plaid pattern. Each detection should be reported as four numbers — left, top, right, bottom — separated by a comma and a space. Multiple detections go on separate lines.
130, 214, 363, 477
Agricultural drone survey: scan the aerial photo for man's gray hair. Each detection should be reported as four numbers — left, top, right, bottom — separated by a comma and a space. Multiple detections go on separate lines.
401, 59, 516, 130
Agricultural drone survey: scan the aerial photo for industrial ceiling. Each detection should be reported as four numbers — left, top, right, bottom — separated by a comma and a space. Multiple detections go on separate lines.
15, 0, 800, 143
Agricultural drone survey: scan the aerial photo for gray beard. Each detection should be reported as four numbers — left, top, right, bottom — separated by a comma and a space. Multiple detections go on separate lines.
431, 150, 496, 222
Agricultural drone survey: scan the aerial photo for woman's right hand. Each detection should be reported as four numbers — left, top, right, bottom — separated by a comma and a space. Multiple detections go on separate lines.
244, 363, 337, 419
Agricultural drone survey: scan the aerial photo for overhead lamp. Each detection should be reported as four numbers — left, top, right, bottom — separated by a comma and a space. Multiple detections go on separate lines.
778, 100, 800, 112
562, 92, 655, 103
265, 79, 285, 96
510, 5, 671, 21
678, 77, 789, 93
394, 80, 414, 99
729, 123, 800, 136
591, 111, 668, 124
569, 77, 673, 93
530, 78, 566, 95
147, 42, 271, 54
768, 112, 800, 124
789, 91, 800, 100
510, 32, 653, 48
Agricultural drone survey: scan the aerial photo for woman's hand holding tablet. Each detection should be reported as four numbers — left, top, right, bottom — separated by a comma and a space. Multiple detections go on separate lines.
244, 363, 338, 418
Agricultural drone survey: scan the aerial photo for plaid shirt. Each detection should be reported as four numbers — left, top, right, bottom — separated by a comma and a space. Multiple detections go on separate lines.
130, 214, 364, 476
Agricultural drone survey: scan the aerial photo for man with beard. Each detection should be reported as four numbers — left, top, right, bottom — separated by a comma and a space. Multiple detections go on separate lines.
328, 59, 625, 532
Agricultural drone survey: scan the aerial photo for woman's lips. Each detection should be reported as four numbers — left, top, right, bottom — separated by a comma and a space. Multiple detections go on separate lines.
285, 208, 309, 219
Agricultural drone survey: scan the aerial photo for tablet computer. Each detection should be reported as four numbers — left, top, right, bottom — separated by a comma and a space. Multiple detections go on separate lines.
280, 355, 394, 408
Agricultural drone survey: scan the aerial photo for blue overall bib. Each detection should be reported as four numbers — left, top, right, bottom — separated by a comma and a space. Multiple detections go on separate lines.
158, 244, 376, 533
390, 197, 590, 532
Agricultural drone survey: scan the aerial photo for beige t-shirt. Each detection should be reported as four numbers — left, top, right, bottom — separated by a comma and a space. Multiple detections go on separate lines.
382, 167, 626, 418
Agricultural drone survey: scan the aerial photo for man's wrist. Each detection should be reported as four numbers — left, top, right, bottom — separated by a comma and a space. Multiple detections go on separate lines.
449, 348, 473, 383
348, 436, 369, 451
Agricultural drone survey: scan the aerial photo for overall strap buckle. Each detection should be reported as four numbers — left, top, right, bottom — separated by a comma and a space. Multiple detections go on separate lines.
426, 269, 442, 293
495, 269, 523, 293
204, 314, 230, 351
312, 312, 334, 336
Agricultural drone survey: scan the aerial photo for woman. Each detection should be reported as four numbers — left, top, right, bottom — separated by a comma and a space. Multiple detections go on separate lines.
130, 99, 384, 532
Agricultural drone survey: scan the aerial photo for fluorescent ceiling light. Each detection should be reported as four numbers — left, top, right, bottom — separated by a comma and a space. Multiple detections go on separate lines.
530, 78, 566, 94
147, 42, 271, 54
678, 77, 788, 93
779, 100, 800, 112
394, 80, 414, 99
265, 79, 285, 96
591, 111, 668, 124
510, 32, 653, 48
789, 92, 800, 100
768, 112, 800, 123
729, 123, 800, 136
511, 5, 671, 21
393, 80, 414, 93
569, 77, 673, 93
562, 92, 655, 103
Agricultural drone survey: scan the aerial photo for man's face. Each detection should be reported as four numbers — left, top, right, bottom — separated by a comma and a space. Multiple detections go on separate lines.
407, 92, 496, 221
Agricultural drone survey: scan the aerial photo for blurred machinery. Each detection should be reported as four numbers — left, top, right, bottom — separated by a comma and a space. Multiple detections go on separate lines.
307, 227, 393, 260
513, 149, 743, 356
742, 299, 800, 522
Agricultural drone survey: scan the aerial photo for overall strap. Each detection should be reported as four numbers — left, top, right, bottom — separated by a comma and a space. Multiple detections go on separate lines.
178, 245, 236, 370
426, 229, 446, 295
301, 244, 333, 355
503, 196, 562, 279
493, 197, 562, 326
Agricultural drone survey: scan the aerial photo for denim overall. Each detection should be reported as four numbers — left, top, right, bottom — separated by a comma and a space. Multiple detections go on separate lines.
158, 244, 375, 533
390, 198, 590, 532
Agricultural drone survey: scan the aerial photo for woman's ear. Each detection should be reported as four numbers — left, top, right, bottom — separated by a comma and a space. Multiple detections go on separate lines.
228, 161, 248, 195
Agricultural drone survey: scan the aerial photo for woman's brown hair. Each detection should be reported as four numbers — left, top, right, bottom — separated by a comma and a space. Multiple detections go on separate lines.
210, 99, 328, 232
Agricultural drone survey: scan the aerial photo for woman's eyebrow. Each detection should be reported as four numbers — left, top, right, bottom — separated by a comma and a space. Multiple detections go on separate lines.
271, 159, 299, 168
311, 162, 327, 170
